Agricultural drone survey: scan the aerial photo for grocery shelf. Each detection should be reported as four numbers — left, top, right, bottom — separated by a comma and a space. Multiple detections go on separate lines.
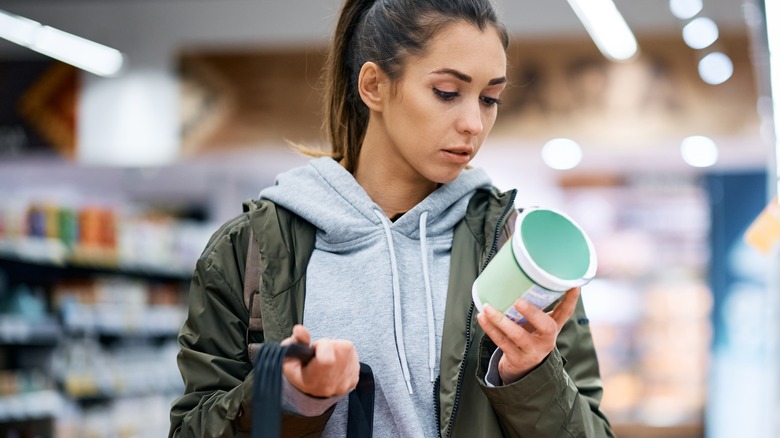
0, 245, 193, 283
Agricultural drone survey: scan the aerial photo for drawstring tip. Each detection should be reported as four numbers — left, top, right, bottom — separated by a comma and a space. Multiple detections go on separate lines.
430, 368, 435, 383
406, 380, 414, 395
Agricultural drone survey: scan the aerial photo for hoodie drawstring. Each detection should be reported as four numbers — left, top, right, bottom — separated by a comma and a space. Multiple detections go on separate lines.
374, 209, 414, 395
418, 211, 436, 382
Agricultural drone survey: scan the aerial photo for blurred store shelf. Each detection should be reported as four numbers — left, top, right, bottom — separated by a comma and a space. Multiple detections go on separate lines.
0, 390, 64, 422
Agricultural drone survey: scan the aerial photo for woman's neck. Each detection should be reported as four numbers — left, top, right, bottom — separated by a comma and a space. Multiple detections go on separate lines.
354, 164, 435, 218
350, 128, 438, 219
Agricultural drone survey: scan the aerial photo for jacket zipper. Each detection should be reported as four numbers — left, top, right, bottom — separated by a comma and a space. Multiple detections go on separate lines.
433, 375, 441, 432
443, 189, 517, 438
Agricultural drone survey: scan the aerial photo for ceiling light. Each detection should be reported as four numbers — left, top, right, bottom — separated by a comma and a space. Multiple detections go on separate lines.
566, 0, 639, 61
698, 52, 734, 85
542, 138, 583, 170
682, 17, 719, 49
0, 9, 124, 77
0, 9, 37, 46
669, 0, 703, 20
681, 135, 718, 167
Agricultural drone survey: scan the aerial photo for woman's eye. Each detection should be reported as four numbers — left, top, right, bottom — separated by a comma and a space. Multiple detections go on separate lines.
480, 96, 503, 107
433, 88, 458, 102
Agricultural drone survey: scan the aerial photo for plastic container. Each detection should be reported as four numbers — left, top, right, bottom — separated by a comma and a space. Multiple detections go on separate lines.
472, 207, 597, 324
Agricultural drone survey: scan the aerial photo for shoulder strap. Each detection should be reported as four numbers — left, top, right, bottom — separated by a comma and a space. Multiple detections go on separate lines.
245, 227, 263, 364
242, 198, 318, 363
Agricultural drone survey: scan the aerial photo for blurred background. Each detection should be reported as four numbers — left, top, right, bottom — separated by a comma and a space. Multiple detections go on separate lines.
0, 0, 777, 437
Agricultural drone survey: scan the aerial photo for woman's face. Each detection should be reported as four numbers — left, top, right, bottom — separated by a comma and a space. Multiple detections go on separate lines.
378, 22, 507, 184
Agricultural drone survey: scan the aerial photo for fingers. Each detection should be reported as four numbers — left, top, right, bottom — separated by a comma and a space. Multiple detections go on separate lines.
477, 304, 531, 353
514, 299, 557, 335
477, 303, 544, 383
479, 288, 580, 338
549, 287, 580, 328
281, 329, 360, 398
300, 339, 359, 397
512, 287, 580, 334
476, 307, 505, 346
476, 289, 581, 384
311, 338, 335, 365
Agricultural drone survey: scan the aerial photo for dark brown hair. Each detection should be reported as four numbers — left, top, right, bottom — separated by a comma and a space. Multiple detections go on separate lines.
321, 0, 509, 173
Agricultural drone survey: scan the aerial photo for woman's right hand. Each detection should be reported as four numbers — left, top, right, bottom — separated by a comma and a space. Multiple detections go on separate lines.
281, 324, 360, 398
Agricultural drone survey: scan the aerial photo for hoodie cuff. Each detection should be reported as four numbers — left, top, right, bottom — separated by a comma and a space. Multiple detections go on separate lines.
484, 348, 504, 387
281, 375, 345, 417
478, 335, 567, 403
480, 348, 567, 407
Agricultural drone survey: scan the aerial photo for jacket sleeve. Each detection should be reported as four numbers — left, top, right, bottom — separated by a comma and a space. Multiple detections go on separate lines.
168, 224, 334, 438
476, 295, 615, 438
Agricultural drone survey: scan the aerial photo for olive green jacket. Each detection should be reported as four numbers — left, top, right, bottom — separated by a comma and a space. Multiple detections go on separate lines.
169, 187, 614, 437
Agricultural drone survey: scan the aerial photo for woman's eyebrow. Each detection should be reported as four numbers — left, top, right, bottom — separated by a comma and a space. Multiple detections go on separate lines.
431, 68, 507, 86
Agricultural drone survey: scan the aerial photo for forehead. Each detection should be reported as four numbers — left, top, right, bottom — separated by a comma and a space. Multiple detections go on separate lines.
407, 22, 507, 80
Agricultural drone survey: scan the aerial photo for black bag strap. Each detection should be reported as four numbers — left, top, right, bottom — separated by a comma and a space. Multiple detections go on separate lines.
252, 342, 288, 438
252, 342, 375, 438
347, 363, 375, 438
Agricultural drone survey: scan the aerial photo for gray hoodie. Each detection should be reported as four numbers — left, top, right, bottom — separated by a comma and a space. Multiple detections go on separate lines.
259, 157, 492, 437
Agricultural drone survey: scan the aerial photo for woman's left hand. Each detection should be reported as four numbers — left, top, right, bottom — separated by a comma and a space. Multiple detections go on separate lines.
476, 287, 580, 385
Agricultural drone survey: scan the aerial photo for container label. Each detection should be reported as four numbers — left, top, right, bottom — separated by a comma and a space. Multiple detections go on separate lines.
503, 284, 565, 324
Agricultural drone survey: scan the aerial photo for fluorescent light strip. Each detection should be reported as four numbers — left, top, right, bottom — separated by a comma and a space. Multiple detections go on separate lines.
0, 10, 38, 46
766, 0, 780, 195
0, 9, 124, 77
566, 0, 638, 61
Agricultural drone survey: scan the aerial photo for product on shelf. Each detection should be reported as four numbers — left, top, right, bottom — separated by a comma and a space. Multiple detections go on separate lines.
0, 194, 213, 276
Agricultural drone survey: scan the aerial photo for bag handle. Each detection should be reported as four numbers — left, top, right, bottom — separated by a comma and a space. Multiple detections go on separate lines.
347, 363, 374, 437
252, 343, 374, 438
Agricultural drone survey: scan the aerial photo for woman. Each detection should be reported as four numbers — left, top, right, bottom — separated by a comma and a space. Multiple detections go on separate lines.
169, 0, 614, 436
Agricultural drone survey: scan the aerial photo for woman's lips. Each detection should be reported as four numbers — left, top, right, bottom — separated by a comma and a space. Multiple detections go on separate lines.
441, 147, 472, 164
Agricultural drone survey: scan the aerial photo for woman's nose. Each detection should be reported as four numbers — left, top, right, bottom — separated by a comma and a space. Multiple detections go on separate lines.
456, 100, 483, 136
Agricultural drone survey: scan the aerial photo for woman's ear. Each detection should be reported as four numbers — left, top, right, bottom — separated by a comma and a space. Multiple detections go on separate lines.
357, 62, 387, 112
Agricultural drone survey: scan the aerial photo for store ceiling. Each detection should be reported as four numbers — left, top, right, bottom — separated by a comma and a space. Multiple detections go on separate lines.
0, 0, 752, 59
0, 0, 766, 171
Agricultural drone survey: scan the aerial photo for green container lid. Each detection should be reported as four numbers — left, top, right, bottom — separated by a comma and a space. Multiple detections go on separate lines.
512, 208, 597, 291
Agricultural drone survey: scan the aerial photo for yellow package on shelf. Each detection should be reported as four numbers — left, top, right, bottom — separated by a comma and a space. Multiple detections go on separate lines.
745, 197, 780, 255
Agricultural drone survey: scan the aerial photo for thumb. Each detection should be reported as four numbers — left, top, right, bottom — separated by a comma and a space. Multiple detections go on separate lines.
283, 324, 311, 346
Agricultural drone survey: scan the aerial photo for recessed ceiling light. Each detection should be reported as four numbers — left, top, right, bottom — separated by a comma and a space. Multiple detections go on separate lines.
542, 138, 583, 170
698, 52, 734, 85
670, 0, 703, 20
681, 135, 718, 167
683, 17, 719, 49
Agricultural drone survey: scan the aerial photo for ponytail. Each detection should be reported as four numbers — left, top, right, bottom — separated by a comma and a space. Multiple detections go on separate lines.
324, 0, 376, 173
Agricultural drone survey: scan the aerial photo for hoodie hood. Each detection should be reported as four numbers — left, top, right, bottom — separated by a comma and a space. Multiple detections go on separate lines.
260, 157, 492, 244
